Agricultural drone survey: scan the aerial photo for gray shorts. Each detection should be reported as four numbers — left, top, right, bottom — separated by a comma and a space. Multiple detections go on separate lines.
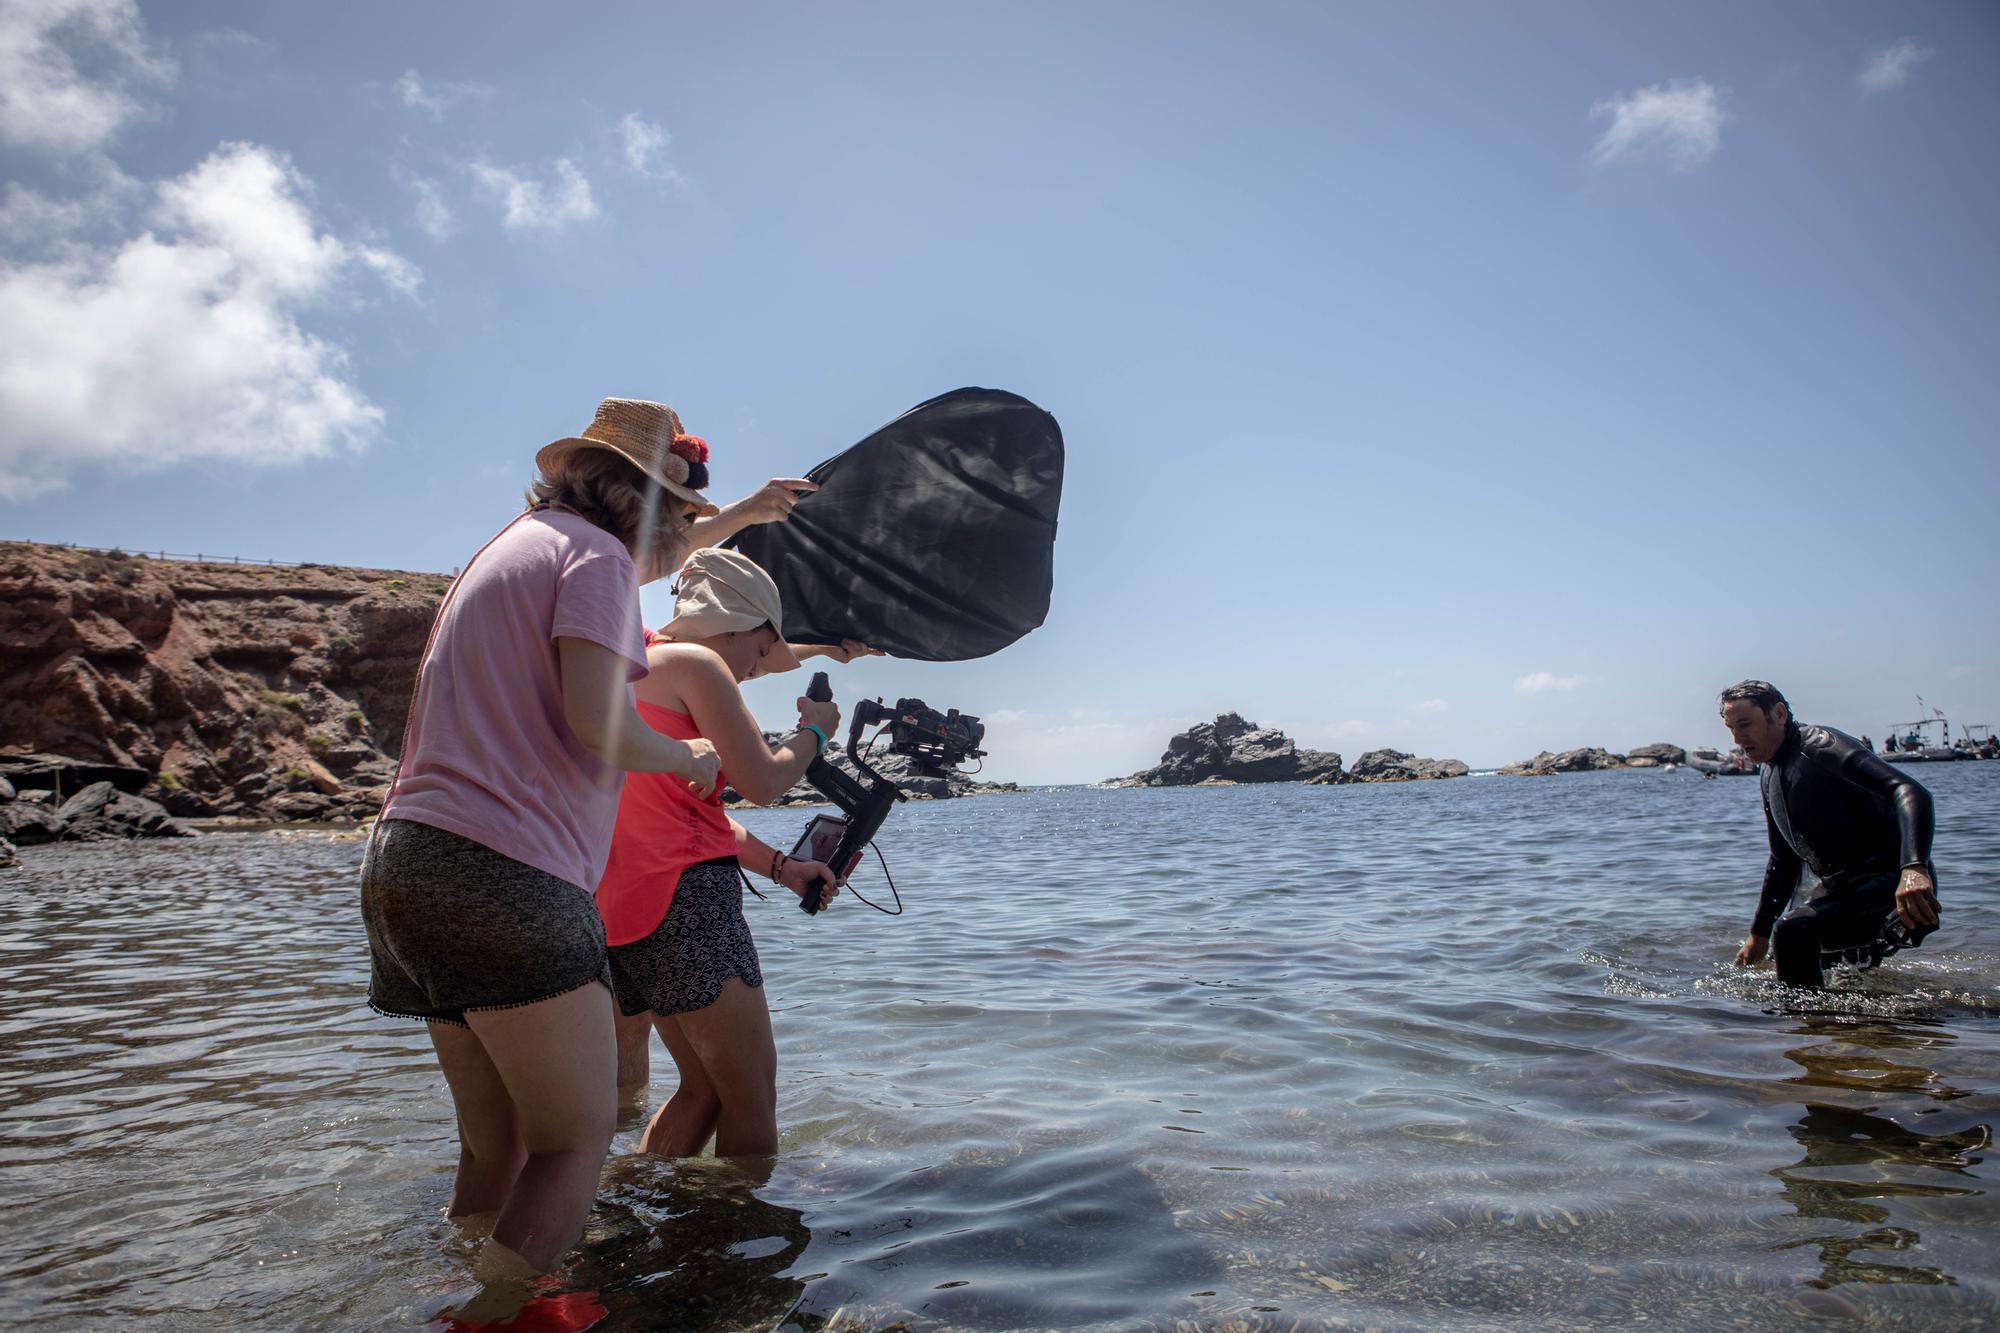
608, 858, 763, 1018
360, 818, 612, 1028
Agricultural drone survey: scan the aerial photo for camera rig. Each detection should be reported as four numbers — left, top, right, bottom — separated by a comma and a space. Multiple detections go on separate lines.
793, 673, 986, 915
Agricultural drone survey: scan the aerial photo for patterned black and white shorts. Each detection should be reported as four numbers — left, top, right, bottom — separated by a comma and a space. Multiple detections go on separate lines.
608, 857, 764, 1017
360, 818, 613, 1028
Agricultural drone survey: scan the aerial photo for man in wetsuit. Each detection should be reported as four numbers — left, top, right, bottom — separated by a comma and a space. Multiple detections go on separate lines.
1722, 680, 1941, 988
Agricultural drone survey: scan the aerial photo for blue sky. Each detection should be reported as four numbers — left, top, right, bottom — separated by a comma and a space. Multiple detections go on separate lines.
4, 2, 1996, 782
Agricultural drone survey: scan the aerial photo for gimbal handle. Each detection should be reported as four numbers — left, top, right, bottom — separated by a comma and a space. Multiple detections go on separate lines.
797, 673, 906, 914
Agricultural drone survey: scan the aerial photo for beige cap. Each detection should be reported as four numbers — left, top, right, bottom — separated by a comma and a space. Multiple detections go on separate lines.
659, 547, 803, 672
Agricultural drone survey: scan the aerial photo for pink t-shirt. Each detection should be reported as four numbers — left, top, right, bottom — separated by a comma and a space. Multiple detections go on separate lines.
381, 509, 648, 890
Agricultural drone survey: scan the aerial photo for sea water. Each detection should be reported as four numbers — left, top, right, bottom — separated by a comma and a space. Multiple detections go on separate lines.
1, 764, 1996, 1330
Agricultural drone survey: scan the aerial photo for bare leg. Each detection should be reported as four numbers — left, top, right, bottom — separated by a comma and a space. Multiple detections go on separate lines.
674, 978, 778, 1157
461, 981, 618, 1272
614, 1009, 653, 1104
638, 1013, 721, 1156
429, 1020, 526, 1221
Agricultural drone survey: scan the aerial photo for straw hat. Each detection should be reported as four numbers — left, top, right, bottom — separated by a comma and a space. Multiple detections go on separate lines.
659, 547, 803, 673
536, 398, 721, 516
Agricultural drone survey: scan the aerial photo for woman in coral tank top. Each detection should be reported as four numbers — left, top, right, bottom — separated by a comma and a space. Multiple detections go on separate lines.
597, 547, 845, 1157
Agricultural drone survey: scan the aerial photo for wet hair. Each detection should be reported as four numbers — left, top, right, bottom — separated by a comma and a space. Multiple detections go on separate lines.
1719, 679, 1788, 720
525, 448, 694, 574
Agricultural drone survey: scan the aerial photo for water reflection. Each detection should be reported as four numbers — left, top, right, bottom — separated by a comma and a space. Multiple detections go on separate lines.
568, 1158, 812, 1331
1770, 1020, 1991, 1291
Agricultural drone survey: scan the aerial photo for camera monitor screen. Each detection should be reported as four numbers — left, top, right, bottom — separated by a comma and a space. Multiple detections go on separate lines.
791, 814, 848, 866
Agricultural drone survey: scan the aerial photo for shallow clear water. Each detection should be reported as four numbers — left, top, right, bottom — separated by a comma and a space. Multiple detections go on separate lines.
2, 764, 1997, 1331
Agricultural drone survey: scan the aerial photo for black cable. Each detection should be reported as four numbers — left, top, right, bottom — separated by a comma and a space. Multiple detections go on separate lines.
843, 842, 904, 915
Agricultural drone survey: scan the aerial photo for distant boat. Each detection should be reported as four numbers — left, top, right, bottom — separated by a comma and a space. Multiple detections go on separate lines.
1688, 746, 1755, 777
1881, 701, 1964, 763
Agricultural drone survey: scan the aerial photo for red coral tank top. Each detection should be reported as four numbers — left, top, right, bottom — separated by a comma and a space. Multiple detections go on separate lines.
595, 701, 738, 946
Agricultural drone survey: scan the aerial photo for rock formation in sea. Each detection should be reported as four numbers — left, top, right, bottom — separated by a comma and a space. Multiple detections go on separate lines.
1623, 742, 1687, 769
1, 542, 444, 823
1334, 748, 1472, 783
726, 732, 1019, 805
1107, 712, 1343, 787
1498, 747, 1631, 776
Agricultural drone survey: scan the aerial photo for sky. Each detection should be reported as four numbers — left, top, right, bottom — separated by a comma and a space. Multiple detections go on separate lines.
3, 1, 1996, 783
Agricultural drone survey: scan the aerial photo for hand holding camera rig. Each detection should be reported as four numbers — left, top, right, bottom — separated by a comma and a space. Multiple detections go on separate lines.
789, 671, 987, 916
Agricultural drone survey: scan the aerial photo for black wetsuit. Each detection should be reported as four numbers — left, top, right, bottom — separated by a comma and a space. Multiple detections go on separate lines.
1754, 722, 1936, 987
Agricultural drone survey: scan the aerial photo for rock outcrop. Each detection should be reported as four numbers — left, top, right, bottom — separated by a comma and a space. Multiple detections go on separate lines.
0, 775, 193, 843
1, 542, 446, 822
725, 733, 1019, 806
1108, 713, 1343, 787
1336, 748, 1471, 783
1624, 742, 1687, 768
1499, 747, 1629, 776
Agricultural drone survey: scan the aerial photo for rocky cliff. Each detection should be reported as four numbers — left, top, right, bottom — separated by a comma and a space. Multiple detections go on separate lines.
0, 542, 446, 821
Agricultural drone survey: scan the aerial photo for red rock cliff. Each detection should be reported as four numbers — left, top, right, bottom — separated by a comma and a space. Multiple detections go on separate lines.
0, 542, 446, 820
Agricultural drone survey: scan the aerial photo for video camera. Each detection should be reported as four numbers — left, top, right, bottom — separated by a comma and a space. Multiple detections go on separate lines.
789, 673, 985, 915
875, 698, 986, 776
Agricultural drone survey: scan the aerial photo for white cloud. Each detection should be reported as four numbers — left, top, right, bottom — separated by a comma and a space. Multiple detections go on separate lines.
618, 112, 684, 184
470, 157, 597, 231
405, 173, 454, 240
1859, 40, 1931, 93
0, 142, 416, 501
0, 0, 173, 154
1589, 79, 1724, 171
1418, 698, 1450, 715
1514, 672, 1589, 696
394, 68, 488, 119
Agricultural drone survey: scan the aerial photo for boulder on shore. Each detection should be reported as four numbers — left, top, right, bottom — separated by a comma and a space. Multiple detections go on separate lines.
1337, 748, 1471, 783
0, 801, 68, 845
1108, 713, 1343, 787
54, 781, 194, 840
1499, 747, 1629, 777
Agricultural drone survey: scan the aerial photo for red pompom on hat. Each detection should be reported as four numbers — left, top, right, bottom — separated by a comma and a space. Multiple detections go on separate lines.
670, 434, 709, 464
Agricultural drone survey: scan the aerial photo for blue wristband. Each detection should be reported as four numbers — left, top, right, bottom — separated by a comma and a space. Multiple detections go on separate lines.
801, 723, 828, 755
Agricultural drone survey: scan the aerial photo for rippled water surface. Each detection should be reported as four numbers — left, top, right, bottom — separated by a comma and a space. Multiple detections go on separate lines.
3, 765, 1997, 1330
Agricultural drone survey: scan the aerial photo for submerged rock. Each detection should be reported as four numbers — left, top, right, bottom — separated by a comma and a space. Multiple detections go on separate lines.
1339, 749, 1471, 783
1108, 712, 1343, 787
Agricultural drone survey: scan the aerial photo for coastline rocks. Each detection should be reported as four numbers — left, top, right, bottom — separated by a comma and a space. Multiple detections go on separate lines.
1, 801, 68, 846
1499, 747, 1628, 776
1, 541, 441, 823
1338, 749, 1471, 783
54, 781, 193, 840
0, 778, 194, 844
1109, 713, 1343, 787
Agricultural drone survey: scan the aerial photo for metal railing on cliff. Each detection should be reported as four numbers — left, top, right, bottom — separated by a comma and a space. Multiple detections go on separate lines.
25, 541, 319, 569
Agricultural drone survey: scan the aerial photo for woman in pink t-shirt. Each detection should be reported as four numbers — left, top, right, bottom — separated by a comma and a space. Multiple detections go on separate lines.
362, 398, 822, 1290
